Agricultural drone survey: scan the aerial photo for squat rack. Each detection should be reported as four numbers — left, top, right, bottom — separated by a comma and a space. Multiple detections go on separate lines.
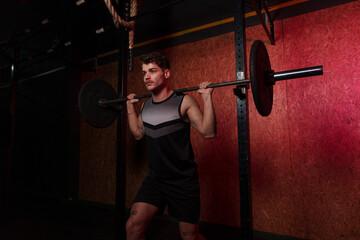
234, 1, 274, 239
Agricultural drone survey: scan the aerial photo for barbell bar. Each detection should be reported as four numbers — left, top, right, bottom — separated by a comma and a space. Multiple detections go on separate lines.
99, 65, 323, 106
78, 40, 323, 128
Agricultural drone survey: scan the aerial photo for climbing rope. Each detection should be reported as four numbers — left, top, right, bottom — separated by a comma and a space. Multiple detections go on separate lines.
103, 0, 140, 70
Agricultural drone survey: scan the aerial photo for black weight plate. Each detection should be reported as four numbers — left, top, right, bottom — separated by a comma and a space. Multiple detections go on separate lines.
78, 79, 117, 128
250, 40, 273, 117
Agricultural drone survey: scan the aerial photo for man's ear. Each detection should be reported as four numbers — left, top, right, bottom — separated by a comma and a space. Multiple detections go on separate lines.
164, 69, 170, 79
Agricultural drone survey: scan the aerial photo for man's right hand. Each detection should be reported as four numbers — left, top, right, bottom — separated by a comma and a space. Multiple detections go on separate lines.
127, 93, 140, 105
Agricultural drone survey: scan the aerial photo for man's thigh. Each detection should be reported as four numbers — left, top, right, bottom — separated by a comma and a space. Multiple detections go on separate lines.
165, 180, 200, 224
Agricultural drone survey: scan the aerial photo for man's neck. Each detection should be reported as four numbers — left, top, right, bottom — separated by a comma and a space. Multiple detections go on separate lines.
152, 87, 173, 102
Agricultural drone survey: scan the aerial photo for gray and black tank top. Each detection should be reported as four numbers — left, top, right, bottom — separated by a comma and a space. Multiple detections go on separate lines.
141, 92, 197, 182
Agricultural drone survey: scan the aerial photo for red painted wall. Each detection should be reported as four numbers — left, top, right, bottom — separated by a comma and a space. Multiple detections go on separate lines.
249, 2, 360, 238
123, 1, 360, 239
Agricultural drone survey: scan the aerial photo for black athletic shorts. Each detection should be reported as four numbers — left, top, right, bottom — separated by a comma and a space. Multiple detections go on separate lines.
134, 175, 200, 224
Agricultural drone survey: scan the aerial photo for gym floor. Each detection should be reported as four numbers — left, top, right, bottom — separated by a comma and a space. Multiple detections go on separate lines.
0, 198, 278, 240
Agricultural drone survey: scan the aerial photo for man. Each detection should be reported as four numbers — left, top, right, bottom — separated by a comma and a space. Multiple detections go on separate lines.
126, 52, 216, 240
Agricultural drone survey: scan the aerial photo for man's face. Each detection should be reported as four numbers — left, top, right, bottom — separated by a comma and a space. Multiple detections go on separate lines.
142, 63, 170, 92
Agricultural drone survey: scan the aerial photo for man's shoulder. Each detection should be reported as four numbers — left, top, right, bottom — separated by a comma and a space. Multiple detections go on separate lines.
182, 94, 198, 104
181, 94, 200, 113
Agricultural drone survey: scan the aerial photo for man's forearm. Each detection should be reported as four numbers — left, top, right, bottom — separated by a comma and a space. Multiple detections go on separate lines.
201, 95, 216, 138
127, 104, 144, 140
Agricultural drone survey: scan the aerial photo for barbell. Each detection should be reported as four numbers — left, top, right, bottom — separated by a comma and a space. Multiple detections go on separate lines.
78, 40, 323, 128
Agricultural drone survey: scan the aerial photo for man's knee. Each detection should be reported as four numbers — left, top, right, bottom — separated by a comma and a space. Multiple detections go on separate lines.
180, 231, 196, 240
126, 218, 146, 236
179, 223, 206, 240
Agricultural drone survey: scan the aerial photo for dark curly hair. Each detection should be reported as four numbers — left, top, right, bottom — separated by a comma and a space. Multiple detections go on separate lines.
140, 52, 170, 71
